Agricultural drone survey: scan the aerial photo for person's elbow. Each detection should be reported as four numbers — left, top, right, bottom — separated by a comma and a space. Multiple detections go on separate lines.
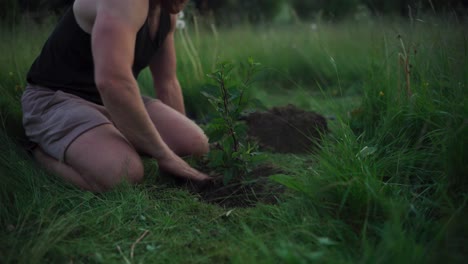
95, 73, 136, 97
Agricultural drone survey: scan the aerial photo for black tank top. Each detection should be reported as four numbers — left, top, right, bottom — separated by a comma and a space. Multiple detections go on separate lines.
27, 7, 171, 105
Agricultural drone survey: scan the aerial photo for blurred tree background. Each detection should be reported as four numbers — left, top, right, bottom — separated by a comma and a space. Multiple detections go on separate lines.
1, 0, 466, 24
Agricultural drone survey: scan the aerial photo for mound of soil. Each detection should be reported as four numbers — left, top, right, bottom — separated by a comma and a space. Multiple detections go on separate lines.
245, 104, 328, 153
187, 164, 285, 208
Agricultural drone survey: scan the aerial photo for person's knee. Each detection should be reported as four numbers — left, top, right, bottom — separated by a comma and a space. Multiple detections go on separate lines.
192, 132, 209, 156
173, 129, 209, 157
94, 154, 144, 191
122, 155, 145, 184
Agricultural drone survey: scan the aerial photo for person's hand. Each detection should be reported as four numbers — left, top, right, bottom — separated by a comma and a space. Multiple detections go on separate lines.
156, 150, 211, 182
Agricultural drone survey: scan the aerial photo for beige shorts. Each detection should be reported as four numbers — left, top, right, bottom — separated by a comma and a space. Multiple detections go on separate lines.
21, 84, 155, 162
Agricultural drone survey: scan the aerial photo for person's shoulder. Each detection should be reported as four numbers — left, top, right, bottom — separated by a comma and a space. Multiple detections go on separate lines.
76, 0, 149, 32
73, 0, 98, 33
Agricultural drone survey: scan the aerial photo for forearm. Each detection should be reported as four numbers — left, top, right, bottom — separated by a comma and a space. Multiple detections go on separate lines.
98, 79, 171, 158
156, 79, 186, 115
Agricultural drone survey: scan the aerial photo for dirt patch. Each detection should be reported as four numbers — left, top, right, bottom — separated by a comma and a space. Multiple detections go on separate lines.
245, 104, 328, 153
187, 164, 285, 208
180, 105, 326, 207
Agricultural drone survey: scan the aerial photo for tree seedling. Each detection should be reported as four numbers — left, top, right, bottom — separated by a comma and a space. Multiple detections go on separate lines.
202, 58, 266, 185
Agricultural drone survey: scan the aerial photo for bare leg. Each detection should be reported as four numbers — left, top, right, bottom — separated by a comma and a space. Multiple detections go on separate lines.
34, 147, 97, 191
34, 102, 208, 191
35, 124, 144, 192
145, 100, 209, 157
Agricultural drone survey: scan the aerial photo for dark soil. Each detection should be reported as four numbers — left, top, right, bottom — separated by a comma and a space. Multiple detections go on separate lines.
186, 164, 285, 208
245, 104, 328, 153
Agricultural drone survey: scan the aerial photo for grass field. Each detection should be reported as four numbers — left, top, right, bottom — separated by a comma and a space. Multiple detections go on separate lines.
0, 13, 467, 263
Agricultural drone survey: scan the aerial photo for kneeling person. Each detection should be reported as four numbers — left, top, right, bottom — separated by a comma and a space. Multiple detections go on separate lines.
22, 0, 210, 192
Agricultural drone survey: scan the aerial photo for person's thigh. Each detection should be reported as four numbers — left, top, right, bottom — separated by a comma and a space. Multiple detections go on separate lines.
22, 86, 143, 191
144, 99, 209, 157
22, 87, 112, 161
64, 124, 144, 191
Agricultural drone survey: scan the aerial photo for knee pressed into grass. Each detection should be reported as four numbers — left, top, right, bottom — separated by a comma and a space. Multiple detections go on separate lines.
93, 155, 144, 191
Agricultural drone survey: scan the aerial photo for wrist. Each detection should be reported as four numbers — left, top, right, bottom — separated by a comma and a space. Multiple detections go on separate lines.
151, 145, 173, 160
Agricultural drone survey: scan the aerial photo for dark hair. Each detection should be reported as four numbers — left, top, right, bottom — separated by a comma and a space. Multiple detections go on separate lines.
160, 0, 188, 14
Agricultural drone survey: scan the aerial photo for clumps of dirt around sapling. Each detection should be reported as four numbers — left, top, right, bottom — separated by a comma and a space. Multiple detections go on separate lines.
186, 164, 286, 208
244, 104, 328, 153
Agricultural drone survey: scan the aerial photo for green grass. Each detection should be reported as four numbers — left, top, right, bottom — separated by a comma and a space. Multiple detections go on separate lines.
1, 14, 467, 263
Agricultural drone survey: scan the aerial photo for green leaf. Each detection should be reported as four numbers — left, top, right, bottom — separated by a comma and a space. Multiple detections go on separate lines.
233, 123, 247, 137
202, 84, 221, 95
201, 91, 221, 104
207, 127, 226, 142
232, 151, 241, 159
229, 89, 242, 101
206, 73, 216, 79
221, 137, 234, 153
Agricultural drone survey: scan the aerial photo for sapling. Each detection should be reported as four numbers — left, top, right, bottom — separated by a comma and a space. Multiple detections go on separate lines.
202, 58, 265, 185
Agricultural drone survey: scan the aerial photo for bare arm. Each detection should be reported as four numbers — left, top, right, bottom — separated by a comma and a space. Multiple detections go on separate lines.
149, 14, 186, 115
92, 0, 208, 181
